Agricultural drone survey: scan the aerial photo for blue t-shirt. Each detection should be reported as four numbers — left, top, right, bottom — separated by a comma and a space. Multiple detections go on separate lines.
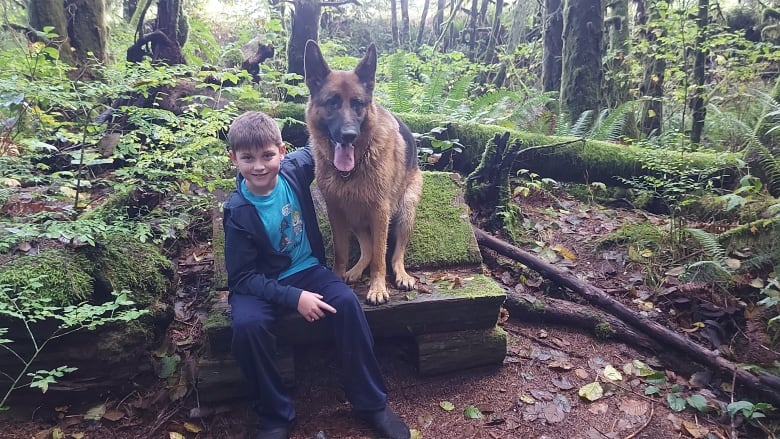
241, 175, 319, 279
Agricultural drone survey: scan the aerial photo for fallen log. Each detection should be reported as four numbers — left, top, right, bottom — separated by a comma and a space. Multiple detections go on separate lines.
474, 227, 780, 405
503, 293, 661, 353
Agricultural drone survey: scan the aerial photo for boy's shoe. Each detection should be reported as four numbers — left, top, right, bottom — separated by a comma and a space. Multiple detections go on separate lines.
256, 424, 291, 439
355, 406, 411, 439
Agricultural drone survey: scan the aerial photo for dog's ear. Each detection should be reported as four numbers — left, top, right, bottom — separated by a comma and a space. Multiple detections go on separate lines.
304, 40, 330, 94
354, 43, 377, 94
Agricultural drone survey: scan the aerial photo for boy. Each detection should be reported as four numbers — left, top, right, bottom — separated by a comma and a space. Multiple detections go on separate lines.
223, 111, 411, 439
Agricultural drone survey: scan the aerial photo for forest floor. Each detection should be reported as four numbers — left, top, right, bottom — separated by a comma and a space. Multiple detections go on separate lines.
1, 186, 779, 438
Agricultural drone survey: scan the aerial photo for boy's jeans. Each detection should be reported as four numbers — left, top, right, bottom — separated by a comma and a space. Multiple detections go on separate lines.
229, 265, 388, 428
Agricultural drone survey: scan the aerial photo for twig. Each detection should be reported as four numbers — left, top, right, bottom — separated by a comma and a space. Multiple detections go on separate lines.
623, 403, 654, 439
609, 380, 661, 406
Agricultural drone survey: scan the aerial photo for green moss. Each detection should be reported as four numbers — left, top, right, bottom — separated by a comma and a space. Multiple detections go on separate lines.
436, 273, 506, 299
595, 321, 616, 339
406, 172, 482, 268
598, 222, 667, 251
0, 249, 93, 305
82, 232, 174, 306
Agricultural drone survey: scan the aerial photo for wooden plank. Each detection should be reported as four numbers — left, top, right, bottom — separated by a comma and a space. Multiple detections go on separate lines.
196, 345, 294, 403
203, 274, 506, 356
415, 326, 507, 376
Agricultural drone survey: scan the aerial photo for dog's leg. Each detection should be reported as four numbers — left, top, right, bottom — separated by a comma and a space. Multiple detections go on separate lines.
390, 170, 423, 290
365, 206, 391, 305
328, 208, 351, 280
344, 226, 372, 283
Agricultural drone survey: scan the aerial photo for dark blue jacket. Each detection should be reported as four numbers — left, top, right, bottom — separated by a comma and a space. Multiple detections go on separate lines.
222, 147, 326, 309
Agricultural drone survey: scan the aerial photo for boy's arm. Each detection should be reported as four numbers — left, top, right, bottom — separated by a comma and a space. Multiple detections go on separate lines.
223, 211, 303, 309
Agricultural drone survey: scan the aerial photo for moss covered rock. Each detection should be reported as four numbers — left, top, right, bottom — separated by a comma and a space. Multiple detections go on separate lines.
0, 249, 93, 305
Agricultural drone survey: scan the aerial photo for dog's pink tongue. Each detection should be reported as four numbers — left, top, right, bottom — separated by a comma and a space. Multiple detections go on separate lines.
333, 143, 355, 172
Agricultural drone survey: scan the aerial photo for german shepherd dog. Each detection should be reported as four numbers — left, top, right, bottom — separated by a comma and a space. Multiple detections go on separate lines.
303, 40, 422, 305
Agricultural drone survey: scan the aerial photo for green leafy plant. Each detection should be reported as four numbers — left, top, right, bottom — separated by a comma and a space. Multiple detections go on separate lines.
0, 278, 148, 410
726, 400, 775, 424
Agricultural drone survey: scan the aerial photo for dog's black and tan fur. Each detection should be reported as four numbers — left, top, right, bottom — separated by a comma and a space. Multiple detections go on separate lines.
303, 40, 422, 305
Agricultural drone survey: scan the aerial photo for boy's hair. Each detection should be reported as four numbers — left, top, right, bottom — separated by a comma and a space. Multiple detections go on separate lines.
227, 111, 283, 152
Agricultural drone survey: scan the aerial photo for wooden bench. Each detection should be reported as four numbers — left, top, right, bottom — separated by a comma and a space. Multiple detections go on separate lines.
198, 172, 507, 403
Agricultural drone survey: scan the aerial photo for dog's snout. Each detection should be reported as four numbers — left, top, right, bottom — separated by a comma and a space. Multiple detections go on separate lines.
340, 130, 358, 144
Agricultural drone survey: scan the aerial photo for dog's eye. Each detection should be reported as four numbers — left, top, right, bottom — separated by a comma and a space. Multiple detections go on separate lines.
351, 99, 365, 111
325, 96, 340, 109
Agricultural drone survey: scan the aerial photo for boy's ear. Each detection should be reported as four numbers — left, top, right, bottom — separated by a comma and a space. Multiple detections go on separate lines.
279, 143, 287, 155
228, 150, 238, 163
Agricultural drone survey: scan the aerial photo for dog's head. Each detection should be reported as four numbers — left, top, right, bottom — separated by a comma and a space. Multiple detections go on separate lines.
304, 40, 377, 173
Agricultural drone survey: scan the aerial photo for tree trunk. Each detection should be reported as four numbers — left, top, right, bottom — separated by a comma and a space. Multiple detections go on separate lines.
67, 0, 109, 65
390, 0, 400, 47
400, 0, 410, 49
468, 0, 479, 58
689, 0, 709, 145
416, 0, 430, 47
287, 0, 321, 92
150, 0, 186, 64
28, 0, 74, 64
482, 0, 502, 64
434, 0, 445, 42
637, 0, 666, 137
560, 0, 602, 124
542, 0, 563, 92
603, 0, 630, 109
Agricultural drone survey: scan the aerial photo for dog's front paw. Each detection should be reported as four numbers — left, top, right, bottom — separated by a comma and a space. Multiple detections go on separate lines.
344, 266, 365, 284
365, 285, 390, 305
395, 272, 416, 290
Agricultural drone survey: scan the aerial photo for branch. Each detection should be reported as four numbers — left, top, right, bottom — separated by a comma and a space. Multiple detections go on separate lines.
474, 227, 780, 405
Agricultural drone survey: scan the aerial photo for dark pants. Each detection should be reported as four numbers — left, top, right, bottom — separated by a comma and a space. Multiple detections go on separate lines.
229, 265, 388, 428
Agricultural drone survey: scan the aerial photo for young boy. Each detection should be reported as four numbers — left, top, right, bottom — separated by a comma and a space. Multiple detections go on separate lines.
223, 111, 411, 439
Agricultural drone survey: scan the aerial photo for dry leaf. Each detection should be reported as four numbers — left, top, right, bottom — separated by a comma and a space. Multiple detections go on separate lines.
102, 410, 125, 422
603, 364, 623, 381
578, 382, 604, 401
184, 422, 203, 433
575, 368, 589, 379
618, 398, 649, 416
169, 433, 185, 439
682, 420, 710, 438
519, 393, 536, 404
587, 402, 609, 415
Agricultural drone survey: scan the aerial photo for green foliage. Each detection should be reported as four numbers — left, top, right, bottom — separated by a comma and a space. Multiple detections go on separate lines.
0, 250, 93, 305
726, 400, 775, 424
681, 228, 736, 287
0, 279, 148, 410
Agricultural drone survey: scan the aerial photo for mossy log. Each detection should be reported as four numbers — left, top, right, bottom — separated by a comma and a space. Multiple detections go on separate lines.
265, 103, 741, 186
0, 233, 174, 399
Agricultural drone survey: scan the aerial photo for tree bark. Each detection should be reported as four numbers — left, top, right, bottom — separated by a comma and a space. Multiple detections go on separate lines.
28, 0, 74, 64
603, 0, 630, 109
468, 0, 479, 58
637, 0, 666, 137
542, 0, 563, 92
474, 227, 780, 406
416, 0, 431, 47
559, 0, 603, 124
482, 0, 503, 64
390, 0, 400, 47
503, 293, 661, 352
689, 0, 709, 145
400, 0, 410, 49
67, 0, 109, 65
287, 0, 321, 92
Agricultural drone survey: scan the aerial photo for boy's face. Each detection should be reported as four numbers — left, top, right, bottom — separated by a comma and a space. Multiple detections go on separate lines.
230, 142, 286, 196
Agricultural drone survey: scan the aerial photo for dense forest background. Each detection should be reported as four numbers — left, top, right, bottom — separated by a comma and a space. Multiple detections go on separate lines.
2, 0, 780, 435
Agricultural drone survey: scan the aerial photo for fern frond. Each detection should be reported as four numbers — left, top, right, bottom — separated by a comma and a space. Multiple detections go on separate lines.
568, 110, 595, 137
444, 73, 474, 112
419, 67, 449, 113
686, 227, 727, 263
383, 51, 414, 113
750, 141, 780, 196
590, 101, 637, 142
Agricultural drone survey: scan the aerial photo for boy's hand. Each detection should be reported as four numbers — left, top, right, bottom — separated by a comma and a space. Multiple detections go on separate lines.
297, 290, 337, 322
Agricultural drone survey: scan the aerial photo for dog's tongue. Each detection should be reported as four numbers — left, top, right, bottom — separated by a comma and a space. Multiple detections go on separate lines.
333, 143, 355, 172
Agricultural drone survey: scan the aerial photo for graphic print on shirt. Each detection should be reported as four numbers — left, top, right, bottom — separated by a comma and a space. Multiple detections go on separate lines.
278, 202, 302, 252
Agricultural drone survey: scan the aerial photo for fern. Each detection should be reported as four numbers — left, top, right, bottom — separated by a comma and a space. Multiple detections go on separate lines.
682, 227, 735, 285
419, 67, 449, 113
383, 51, 414, 113
590, 101, 637, 142
751, 141, 780, 196
565, 110, 595, 137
